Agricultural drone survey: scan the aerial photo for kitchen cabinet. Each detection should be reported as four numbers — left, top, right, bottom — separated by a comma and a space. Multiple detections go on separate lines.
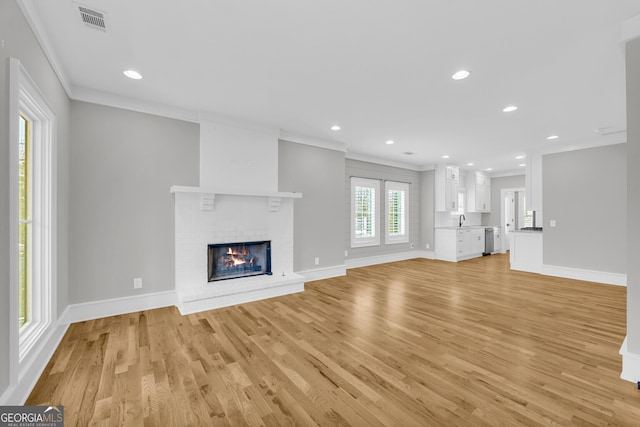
471, 228, 485, 254
466, 171, 491, 212
435, 227, 485, 262
435, 166, 459, 211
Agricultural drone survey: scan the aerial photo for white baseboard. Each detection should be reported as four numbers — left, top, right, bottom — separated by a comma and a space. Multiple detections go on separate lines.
297, 265, 346, 282
346, 251, 435, 269
0, 319, 69, 405
541, 264, 626, 287
619, 336, 640, 383
61, 290, 178, 324
511, 262, 542, 274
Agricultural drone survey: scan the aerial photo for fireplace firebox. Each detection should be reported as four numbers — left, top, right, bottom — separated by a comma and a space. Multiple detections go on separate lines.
207, 241, 272, 282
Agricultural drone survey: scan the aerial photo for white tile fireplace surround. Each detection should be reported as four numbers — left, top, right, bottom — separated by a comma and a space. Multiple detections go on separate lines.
171, 186, 304, 315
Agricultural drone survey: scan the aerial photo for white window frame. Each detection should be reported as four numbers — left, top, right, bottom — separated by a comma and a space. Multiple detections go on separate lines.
385, 181, 409, 244
351, 177, 380, 248
9, 58, 57, 371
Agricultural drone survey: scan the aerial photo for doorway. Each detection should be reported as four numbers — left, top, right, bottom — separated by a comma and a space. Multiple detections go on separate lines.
501, 187, 525, 251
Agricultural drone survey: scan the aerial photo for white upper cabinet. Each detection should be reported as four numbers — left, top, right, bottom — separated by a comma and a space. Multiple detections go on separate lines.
435, 166, 459, 211
466, 171, 491, 212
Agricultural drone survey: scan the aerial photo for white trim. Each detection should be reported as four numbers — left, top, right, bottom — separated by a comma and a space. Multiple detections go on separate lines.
351, 177, 381, 248
297, 265, 347, 282
346, 251, 433, 269
60, 291, 178, 324
385, 181, 409, 244
621, 14, 640, 44
72, 86, 199, 124
0, 320, 68, 405
510, 262, 542, 274
170, 186, 302, 199
279, 130, 347, 153
619, 336, 640, 383
9, 57, 58, 391
346, 151, 427, 171
16, 0, 72, 97
541, 265, 626, 287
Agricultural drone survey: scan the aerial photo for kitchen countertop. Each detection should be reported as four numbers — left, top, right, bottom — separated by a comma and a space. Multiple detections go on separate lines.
436, 226, 501, 230
510, 229, 543, 233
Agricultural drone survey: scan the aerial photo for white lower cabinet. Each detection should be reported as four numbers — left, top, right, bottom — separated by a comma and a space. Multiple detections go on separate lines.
436, 228, 485, 262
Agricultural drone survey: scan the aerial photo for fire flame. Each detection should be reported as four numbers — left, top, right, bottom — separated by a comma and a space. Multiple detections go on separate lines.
227, 247, 247, 266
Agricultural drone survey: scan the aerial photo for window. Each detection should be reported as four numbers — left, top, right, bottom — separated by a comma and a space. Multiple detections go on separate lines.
18, 115, 31, 328
450, 190, 465, 217
10, 58, 56, 365
385, 181, 409, 244
351, 177, 380, 247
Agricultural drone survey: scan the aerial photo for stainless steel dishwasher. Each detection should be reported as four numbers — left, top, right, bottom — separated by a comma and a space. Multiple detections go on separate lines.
483, 227, 494, 255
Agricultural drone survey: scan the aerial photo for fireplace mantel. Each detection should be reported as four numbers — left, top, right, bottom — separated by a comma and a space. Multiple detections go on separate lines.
170, 185, 302, 199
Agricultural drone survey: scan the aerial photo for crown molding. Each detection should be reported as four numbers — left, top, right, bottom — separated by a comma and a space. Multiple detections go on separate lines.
72, 85, 199, 123
622, 14, 640, 44
279, 130, 347, 153
346, 151, 433, 171
17, 0, 73, 97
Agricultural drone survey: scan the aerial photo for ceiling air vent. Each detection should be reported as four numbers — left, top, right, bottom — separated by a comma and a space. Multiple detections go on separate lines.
78, 5, 107, 31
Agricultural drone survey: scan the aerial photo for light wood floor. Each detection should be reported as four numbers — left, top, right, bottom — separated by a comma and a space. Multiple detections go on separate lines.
28, 254, 640, 426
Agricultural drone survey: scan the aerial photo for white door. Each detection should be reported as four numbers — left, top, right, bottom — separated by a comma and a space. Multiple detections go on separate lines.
503, 192, 516, 251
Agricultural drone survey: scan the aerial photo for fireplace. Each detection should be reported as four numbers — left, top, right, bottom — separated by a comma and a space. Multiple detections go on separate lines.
208, 241, 272, 282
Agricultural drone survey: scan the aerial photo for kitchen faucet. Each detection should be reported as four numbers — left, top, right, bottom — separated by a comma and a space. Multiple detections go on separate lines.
459, 214, 465, 227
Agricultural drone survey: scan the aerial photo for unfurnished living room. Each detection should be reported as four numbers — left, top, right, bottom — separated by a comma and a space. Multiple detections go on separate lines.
2, 0, 640, 425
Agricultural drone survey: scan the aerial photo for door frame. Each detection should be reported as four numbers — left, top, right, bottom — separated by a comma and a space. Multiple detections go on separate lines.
500, 187, 525, 251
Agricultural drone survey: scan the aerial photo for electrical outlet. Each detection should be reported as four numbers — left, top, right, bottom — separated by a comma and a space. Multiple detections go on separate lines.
314, 257, 320, 266
134, 277, 142, 289
344, 250, 348, 257
426, 243, 430, 249
410, 243, 415, 249
550, 220, 557, 227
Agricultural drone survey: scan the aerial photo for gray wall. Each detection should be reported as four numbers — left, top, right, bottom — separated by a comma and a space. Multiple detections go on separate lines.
627, 38, 640, 353
0, 0, 71, 397
543, 144, 626, 273
345, 159, 421, 259
278, 141, 346, 271
69, 101, 198, 303
486, 175, 525, 226
420, 170, 435, 250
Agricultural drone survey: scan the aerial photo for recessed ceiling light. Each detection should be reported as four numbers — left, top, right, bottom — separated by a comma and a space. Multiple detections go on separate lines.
452, 70, 470, 80
515, 155, 525, 159
519, 163, 526, 167
386, 140, 395, 145
466, 162, 474, 166
502, 105, 518, 113
123, 69, 142, 80
442, 155, 450, 159
330, 125, 341, 131
546, 135, 559, 140
486, 168, 493, 171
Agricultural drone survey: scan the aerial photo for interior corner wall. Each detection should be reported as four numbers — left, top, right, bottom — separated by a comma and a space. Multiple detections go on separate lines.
626, 37, 640, 354
542, 144, 626, 274
487, 175, 525, 226
0, 0, 71, 398
278, 140, 346, 271
420, 170, 435, 251
69, 101, 199, 304
345, 159, 422, 260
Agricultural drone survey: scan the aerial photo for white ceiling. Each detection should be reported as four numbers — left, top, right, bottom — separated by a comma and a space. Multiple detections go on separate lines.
22, 0, 640, 173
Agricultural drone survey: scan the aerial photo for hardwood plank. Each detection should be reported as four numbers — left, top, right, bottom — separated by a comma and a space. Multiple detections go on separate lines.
27, 254, 639, 425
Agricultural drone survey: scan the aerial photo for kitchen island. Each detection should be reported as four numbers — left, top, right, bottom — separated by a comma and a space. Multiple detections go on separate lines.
510, 229, 543, 273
